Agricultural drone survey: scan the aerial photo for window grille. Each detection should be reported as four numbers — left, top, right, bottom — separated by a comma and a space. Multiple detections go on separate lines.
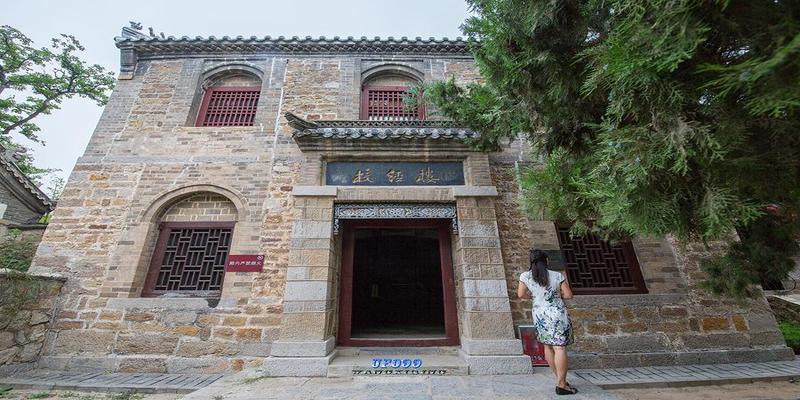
196, 87, 260, 126
361, 85, 424, 121
143, 222, 234, 296
556, 225, 648, 294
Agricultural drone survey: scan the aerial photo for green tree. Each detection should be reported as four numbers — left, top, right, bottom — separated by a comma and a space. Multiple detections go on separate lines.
0, 25, 115, 182
426, 0, 800, 297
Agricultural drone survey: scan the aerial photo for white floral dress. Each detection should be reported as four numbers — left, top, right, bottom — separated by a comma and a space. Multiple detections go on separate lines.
519, 269, 574, 346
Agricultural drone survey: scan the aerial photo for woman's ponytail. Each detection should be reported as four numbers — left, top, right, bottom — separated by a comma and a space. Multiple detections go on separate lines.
529, 249, 549, 287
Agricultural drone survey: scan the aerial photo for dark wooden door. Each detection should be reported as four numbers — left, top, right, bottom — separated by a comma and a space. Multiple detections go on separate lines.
338, 219, 459, 346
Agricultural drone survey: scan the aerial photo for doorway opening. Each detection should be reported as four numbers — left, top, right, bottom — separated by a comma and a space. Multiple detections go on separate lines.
352, 227, 444, 338
338, 219, 459, 346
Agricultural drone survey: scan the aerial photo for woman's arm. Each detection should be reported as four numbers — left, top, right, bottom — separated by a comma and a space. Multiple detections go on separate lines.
560, 272, 574, 300
517, 281, 530, 299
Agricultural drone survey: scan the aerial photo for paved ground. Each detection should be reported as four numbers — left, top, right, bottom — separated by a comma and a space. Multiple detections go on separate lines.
182, 372, 619, 400
2, 360, 799, 399
574, 360, 800, 388
0, 370, 222, 394
0, 389, 182, 399
610, 380, 800, 400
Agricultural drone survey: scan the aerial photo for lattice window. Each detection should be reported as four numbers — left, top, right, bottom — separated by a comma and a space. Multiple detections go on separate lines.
361, 85, 424, 121
196, 87, 260, 126
556, 225, 647, 294
143, 222, 234, 296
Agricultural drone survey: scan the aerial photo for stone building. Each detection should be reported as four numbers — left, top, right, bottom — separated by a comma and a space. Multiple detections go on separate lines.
27, 26, 794, 376
0, 147, 53, 242
0, 147, 53, 227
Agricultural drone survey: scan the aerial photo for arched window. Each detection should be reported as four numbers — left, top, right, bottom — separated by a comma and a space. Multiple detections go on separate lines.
142, 193, 238, 297
361, 67, 424, 121
196, 70, 262, 127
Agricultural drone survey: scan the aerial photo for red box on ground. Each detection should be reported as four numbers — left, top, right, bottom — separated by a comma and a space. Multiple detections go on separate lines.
518, 325, 548, 366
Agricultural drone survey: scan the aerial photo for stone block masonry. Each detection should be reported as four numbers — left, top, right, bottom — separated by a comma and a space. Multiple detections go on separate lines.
490, 157, 794, 368
24, 31, 794, 375
0, 270, 65, 375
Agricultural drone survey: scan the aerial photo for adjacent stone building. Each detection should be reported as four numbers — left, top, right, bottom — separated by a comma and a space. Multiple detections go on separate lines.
27, 25, 794, 376
0, 147, 53, 251
0, 147, 53, 228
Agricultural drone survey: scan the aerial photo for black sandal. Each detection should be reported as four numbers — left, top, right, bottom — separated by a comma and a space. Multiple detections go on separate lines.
556, 385, 578, 395
567, 382, 578, 393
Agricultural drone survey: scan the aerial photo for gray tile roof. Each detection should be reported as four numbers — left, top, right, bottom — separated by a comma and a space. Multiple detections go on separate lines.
0, 146, 54, 214
115, 27, 473, 56
285, 113, 479, 141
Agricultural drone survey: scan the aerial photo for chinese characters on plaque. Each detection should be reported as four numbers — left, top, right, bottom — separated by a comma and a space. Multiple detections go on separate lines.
326, 162, 465, 186
226, 255, 265, 272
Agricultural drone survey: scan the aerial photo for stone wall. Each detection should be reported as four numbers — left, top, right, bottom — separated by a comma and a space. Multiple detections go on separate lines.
490, 157, 794, 368
0, 270, 65, 375
30, 54, 482, 373
768, 296, 800, 325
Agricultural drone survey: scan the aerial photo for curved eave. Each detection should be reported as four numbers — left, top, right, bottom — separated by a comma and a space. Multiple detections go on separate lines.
0, 154, 54, 214
285, 112, 480, 152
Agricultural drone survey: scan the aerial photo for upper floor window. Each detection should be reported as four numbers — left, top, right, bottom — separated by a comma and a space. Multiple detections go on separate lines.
196, 70, 262, 127
361, 86, 424, 121
360, 69, 424, 121
555, 224, 648, 295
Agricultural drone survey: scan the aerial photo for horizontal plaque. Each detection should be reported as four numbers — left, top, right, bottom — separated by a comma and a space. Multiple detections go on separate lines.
326, 161, 464, 186
226, 254, 264, 272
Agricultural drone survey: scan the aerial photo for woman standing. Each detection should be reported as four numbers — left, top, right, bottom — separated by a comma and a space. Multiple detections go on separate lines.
517, 249, 576, 395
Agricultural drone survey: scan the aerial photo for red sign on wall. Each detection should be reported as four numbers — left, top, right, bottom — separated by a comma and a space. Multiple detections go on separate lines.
226, 255, 265, 272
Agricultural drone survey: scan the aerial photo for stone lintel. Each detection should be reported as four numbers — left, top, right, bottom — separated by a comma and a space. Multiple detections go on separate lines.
462, 279, 509, 298
105, 298, 212, 310
0, 269, 67, 282
270, 337, 336, 357
460, 338, 525, 356
261, 351, 338, 377
452, 186, 498, 197
283, 281, 330, 302
291, 186, 338, 197
458, 351, 533, 375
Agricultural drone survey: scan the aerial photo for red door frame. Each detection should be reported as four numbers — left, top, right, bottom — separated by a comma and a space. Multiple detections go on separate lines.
338, 219, 460, 347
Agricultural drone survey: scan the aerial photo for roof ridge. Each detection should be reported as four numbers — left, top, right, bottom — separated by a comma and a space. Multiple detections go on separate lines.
115, 34, 469, 45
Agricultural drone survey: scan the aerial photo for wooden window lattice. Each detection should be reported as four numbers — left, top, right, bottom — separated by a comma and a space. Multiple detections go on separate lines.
361, 86, 424, 121
147, 224, 233, 295
556, 225, 647, 294
197, 87, 260, 127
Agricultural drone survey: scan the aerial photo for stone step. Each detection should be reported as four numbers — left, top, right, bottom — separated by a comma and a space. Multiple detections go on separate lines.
327, 353, 469, 377
335, 346, 460, 356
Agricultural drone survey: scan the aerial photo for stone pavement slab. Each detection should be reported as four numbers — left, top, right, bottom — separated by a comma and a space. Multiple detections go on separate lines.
182, 371, 620, 400
0, 369, 223, 394
573, 360, 800, 389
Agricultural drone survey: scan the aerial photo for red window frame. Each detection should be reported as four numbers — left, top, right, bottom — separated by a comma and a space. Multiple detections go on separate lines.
555, 224, 648, 295
360, 85, 425, 120
142, 221, 236, 298
196, 86, 260, 127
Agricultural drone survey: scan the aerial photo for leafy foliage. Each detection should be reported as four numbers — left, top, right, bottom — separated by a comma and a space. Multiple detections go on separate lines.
0, 25, 115, 183
0, 228, 39, 272
426, 0, 800, 297
779, 322, 800, 354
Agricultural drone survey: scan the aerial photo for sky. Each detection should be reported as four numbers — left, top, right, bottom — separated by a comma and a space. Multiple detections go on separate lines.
4, 0, 472, 191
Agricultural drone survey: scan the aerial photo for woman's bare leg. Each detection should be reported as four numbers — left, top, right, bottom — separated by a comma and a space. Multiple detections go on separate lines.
542, 345, 556, 376
553, 345, 569, 388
